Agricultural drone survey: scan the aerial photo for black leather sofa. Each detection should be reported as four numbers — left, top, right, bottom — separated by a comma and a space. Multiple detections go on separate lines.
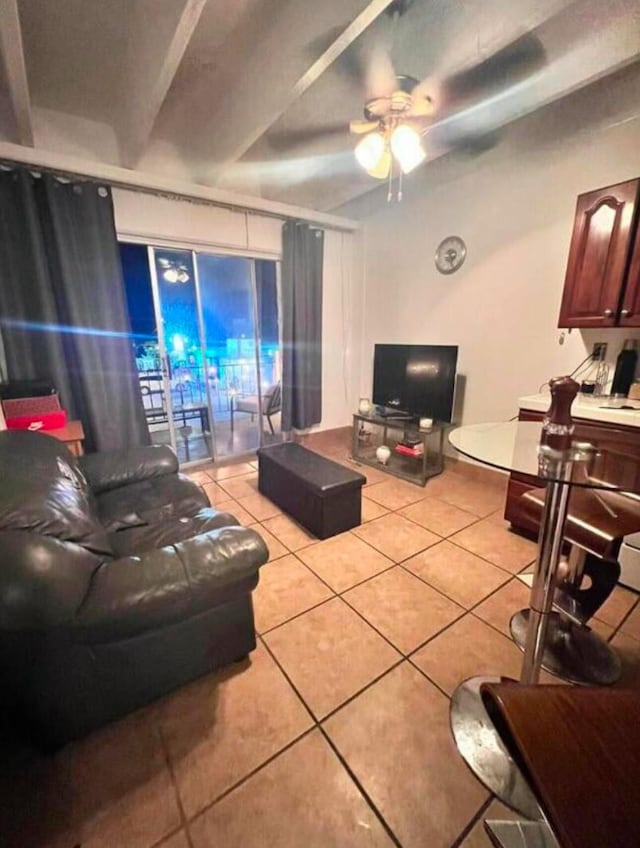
0, 430, 268, 747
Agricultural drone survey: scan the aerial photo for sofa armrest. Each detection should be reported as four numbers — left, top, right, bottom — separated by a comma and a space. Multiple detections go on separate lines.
79, 445, 179, 494
0, 532, 95, 629
74, 525, 269, 643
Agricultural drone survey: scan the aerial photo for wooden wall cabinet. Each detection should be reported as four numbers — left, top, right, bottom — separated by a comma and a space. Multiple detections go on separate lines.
558, 178, 640, 329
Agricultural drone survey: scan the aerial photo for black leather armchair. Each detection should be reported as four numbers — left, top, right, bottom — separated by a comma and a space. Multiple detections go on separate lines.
0, 430, 268, 747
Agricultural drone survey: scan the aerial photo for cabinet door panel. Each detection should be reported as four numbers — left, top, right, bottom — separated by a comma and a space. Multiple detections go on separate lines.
558, 179, 639, 328
619, 219, 640, 327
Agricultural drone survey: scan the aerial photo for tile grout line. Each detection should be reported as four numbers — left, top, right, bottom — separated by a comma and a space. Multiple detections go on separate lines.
260, 533, 463, 665
450, 794, 496, 848
257, 636, 405, 848
318, 725, 404, 848
261, 519, 535, 668
156, 723, 197, 848
446, 534, 537, 578
608, 594, 640, 642
258, 593, 338, 637
187, 723, 319, 829
149, 825, 190, 848
196, 445, 637, 846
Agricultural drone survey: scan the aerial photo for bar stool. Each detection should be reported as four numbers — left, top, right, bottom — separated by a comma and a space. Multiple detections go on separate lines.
510, 486, 640, 685
480, 683, 640, 848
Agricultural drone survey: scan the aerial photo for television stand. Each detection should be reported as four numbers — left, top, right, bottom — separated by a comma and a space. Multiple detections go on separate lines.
351, 410, 445, 487
377, 410, 414, 420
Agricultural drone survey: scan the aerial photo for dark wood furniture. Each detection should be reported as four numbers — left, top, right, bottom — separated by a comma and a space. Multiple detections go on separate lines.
558, 178, 640, 328
481, 683, 640, 848
504, 407, 640, 535
47, 419, 85, 456
257, 442, 365, 539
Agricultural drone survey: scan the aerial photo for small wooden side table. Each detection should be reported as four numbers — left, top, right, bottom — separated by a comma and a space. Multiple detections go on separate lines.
47, 420, 85, 456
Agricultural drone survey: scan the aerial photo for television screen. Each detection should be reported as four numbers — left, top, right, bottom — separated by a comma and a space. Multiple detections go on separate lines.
372, 344, 458, 422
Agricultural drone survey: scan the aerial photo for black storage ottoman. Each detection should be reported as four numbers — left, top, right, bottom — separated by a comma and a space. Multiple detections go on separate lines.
257, 442, 366, 540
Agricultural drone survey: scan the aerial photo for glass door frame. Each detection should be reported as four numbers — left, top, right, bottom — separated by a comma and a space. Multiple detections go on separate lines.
121, 235, 281, 466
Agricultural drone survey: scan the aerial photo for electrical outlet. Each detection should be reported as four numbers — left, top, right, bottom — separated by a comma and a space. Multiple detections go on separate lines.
592, 342, 608, 360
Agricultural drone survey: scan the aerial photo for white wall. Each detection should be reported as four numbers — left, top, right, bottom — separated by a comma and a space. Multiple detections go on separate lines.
339, 64, 640, 426
112, 188, 361, 432
318, 229, 364, 431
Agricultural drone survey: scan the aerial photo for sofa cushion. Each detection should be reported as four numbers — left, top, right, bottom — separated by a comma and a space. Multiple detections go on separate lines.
0, 430, 112, 557
74, 525, 267, 644
96, 473, 209, 532
109, 507, 239, 557
78, 445, 179, 494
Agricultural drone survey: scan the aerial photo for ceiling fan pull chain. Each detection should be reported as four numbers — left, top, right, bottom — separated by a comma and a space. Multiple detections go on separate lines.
397, 169, 403, 202
387, 151, 394, 203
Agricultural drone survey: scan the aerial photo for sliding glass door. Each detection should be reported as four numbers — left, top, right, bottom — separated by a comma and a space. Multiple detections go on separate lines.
120, 241, 281, 465
149, 247, 214, 463
197, 254, 262, 457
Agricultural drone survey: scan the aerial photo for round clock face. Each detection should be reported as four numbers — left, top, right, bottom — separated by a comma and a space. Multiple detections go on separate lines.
435, 236, 467, 275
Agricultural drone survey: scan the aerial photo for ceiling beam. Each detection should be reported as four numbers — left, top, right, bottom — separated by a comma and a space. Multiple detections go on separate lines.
0, 0, 33, 146
321, 0, 640, 212
0, 139, 360, 231
121, 0, 206, 168
212, 0, 397, 182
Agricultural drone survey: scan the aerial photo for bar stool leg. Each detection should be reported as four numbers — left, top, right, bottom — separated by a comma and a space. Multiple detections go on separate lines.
510, 540, 621, 685
450, 458, 572, 816
520, 473, 572, 684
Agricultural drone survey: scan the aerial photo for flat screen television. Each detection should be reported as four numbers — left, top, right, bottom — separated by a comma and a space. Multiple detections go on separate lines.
372, 344, 458, 422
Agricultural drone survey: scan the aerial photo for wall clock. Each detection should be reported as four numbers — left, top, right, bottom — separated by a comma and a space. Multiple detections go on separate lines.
435, 236, 467, 275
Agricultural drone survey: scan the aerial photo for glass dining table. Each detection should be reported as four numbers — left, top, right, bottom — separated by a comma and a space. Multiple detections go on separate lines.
447, 415, 640, 821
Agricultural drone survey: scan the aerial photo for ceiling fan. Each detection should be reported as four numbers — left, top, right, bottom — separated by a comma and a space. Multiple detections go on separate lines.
348, 28, 546, 185
348, 72, 434, 179
158, 257, 190, 284
269, 2, 546, 193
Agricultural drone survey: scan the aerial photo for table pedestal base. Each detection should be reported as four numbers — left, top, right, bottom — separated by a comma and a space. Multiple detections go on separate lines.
449, 676, 542, 820
510, 610, 621, 686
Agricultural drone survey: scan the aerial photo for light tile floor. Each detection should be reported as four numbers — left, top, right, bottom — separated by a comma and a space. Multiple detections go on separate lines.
2, 430, 640, 848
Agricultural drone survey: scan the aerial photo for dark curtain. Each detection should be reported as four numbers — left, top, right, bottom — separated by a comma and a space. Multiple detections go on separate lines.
0, 167, 149, 452
281, 220, 324, 431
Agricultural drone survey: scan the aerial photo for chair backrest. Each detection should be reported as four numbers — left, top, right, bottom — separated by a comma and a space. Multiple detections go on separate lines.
265, 382, 282, 415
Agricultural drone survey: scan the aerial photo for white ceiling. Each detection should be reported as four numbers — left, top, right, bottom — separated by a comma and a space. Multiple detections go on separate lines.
0, 0, 638, 211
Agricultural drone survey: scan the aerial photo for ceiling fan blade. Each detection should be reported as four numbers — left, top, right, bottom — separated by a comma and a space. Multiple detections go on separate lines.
427, 114, 503, 157
266, 123, 348, 152
363, 39, 397, 100
441, 33, 546, 109
350, 119, 380, 134
407, 94, 435, 118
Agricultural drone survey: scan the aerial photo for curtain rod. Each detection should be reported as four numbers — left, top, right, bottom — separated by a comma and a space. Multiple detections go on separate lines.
0, 157, 354, 232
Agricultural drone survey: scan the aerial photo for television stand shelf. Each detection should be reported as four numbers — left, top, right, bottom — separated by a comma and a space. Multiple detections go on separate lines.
351, 411, 445, 487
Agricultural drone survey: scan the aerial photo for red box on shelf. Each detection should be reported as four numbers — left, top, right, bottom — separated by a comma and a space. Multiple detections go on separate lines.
6, 410, 68, 432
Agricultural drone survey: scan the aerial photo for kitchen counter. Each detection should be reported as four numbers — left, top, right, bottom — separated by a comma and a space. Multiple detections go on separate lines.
518, 393, 640, 429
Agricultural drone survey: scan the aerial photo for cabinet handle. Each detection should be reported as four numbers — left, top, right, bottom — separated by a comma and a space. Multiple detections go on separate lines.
603, 309, 613, 317
621, 308, 632, 317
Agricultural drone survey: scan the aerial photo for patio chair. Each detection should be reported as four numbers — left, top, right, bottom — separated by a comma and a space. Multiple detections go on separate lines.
230, 382, 281, 434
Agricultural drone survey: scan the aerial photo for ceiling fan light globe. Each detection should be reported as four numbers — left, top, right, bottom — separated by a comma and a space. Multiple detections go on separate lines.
163, 268, 179, 283
367, 148, 391, 180
354, 132, 385, 172
390, 123, 426, 174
